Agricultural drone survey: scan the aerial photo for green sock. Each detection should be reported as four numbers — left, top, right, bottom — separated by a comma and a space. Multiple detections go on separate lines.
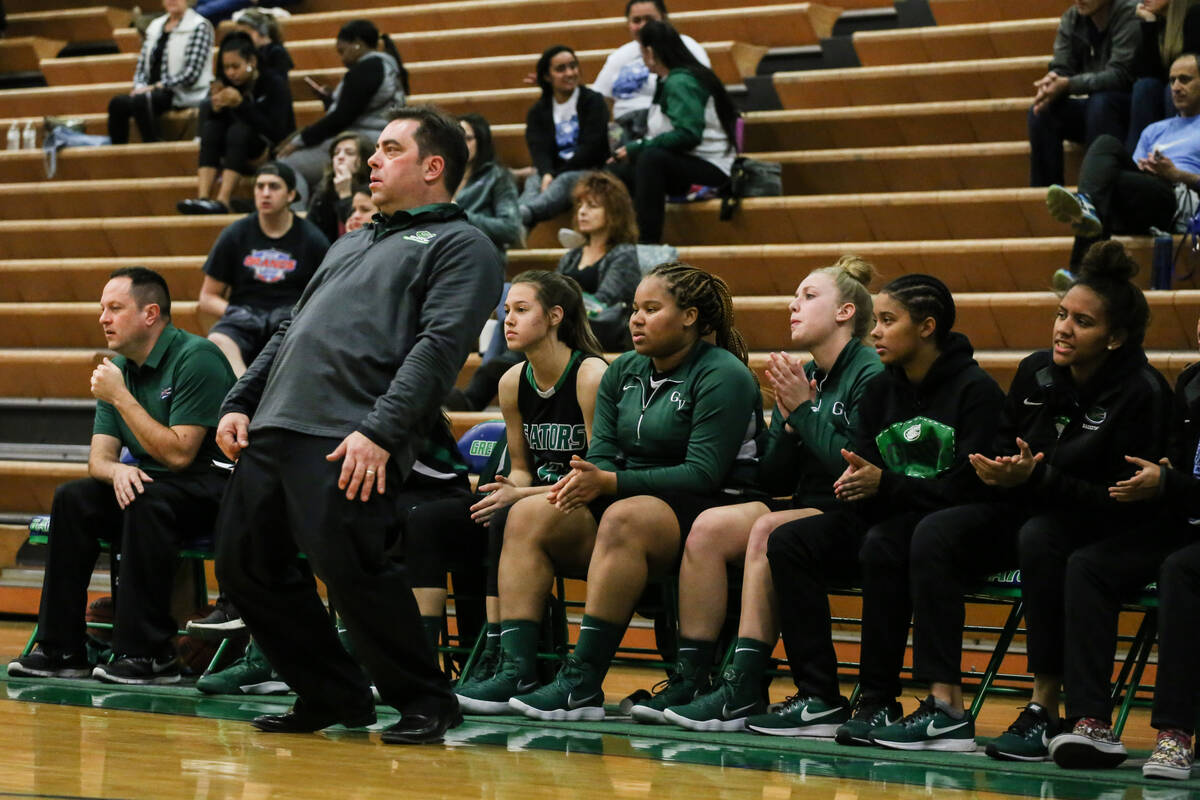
675, 637, 716, 678
572, 614, 626, 682
498, 619, 540, 678
420, 616, 443, 654
730, 637, 773, 679
482, 622, 501, 654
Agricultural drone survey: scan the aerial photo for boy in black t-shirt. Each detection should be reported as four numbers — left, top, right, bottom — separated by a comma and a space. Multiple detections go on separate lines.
198, 161, 330, 375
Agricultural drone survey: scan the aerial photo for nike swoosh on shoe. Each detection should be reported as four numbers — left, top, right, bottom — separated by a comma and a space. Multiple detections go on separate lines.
799, 706, 843, 722
927, 719, 969, 736
722, 702, 759, 719
567, 692, 601, 709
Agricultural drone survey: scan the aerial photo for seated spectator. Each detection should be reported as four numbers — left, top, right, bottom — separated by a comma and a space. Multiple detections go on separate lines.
519, 45, 610, 230
638, 257, 882, 730
1028, 0, 1140, 186
593, 0, 711, 143
177, 32, 295, 215
343, 184, 378, 233
306, 133, 372, 242
277, 20, 408, 202
456, 113, 523, 253
6, 268, 235, 684
107, 0, 214, 145
232, 8, 294, 78
456, 263, 763, 719
1126, 0, 1200, 149
1044, 52, 1200, 289
198, 162, 330, 376
610, 20, 739, 244
197, 0, 296, 24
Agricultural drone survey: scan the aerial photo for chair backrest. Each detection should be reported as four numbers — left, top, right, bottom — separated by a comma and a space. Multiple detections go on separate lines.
456, 419, 509, 483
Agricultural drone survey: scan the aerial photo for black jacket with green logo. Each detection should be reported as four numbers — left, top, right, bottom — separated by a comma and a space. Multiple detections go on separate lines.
854, 331, 1005, 513
1159, 360, 1200, 522
996, 346, 1172, 512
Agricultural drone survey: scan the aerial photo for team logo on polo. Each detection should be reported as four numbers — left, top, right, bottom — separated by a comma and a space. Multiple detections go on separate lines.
403, 231, 437, 244
160, 386, 173, 400
243, 249, 297, 283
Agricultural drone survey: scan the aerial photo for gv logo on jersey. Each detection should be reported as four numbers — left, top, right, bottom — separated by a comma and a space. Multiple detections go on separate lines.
243, 249, 297, 283
669, 390, 688, 410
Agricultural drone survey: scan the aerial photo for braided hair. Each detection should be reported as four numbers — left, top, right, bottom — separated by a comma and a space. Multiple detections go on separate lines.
878, 273, 956, 344
647, 262, 748, 363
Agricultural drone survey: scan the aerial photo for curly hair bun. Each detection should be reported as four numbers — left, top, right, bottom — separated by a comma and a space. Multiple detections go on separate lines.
1078, 240, 1140, 284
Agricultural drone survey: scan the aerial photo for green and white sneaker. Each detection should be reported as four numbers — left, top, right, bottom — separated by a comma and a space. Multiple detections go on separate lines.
869, 696, 977, 752
834, 698, 903, 745
455, 654, 538, 714
196, 643, 289, 695
508, 655, 605, 721
629, 664, 710, 724
745, 694, 848, 738
985, 703, 1055, 762
456, 645, 500, 690
662, 667, 765, 731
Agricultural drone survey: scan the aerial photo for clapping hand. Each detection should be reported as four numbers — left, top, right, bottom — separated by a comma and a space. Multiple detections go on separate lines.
969, 437, 1044, 487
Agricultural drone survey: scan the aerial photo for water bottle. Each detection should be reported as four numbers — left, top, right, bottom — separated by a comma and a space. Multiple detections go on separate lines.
1150, 227, 1174, 290
21, 120, 36, 150
6, 122, 19, 151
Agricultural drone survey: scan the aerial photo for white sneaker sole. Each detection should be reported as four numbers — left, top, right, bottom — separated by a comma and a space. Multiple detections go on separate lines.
663, 708, 748, 732
1048, 733, 1127, 768
872, 737, 977, 752
455, 693, 519, 715
1046, 185, 1102, 237
509, 697, 605, 721
239, 680, 290, 695
92, 667, 180, 685
748, 721, 841, 738
629, 705, 668, 724
7, 663, 92, 679
1143, 762, 1193, 780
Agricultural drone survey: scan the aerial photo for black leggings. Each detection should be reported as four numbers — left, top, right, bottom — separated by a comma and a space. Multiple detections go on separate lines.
197, 100, 270, 174
1152, 538, 1200, 734
107, 88, 175, 144
613, 145, 728, 244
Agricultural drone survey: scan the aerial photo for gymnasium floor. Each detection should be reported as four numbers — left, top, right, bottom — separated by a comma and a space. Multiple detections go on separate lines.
0, 621, 1194, 800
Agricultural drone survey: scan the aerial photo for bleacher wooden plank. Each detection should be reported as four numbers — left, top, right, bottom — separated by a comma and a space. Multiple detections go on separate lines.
739, 100, 1028, 151
0, 460, 90, 515
853, 19, 1056, 66
772, 56, 1044, 110
0, 301, 202, 347
0, 37, 66, 74
928, 0, 1065, 25
0, 142, 199, 184
298, 0, 853, 14
0, 257, 205, 302
3, 7, 127, 44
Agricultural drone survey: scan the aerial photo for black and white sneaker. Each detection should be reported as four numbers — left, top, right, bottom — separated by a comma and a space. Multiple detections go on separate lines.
93, 654, 181, 685
7, 645, 92, 679
185, 597, 245, 639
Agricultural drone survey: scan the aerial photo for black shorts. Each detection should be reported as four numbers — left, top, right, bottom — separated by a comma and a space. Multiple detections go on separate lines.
587, 490, 740, 556
209, 304, 293, 362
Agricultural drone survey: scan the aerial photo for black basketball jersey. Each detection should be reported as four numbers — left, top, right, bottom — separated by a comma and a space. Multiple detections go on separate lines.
517, 350, 595, 485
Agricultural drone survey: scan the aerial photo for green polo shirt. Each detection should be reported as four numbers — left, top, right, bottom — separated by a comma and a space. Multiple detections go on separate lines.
93, 325, 235, 476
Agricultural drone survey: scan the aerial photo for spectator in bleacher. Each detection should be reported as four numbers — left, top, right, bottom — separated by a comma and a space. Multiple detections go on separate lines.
409, 271, 607, 683
747, 276, 1004, 743
636, 257, 883, 730
1028, 0, 1141, 186
609, 20, 738, 245
232, 8, 294, 79
456, 263, 763, 720
210, 106, 501, 744
343, 184, 377, 233
276, 19, 408, 204
593, 0, 711, 144
177, 32, 295, 215
1125, 0, 1200, 150
875, 242, 1169, 759
519, 45, 610, 231
1044, 307, 1193, 774
6, 268, 235, 684
456, 113, 523, 253
1044, 52, 1200, 289
197, 162, 329, 376
107, 0, 214, 145
305, 133, 372, 242
196, 0, 297, 24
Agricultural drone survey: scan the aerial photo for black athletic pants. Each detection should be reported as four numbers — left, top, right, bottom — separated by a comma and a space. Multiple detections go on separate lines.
909, 502, 1025, 685
766, 509, 924, 705
611, 145, 729, 244
214, 428, 456, 720
1063, 521, 1190, 723
36, 473, 225, 657
1152, 538, 1200, 734
197, 100, 270, 174
1068, 134, 1177, 267
1027, 91, 1130, 186
107, 87, 174, 144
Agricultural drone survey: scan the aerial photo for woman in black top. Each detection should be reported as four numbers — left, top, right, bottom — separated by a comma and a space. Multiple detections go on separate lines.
232, 8, 294, 78
519, 45, 610, 228
277, 19, 409, 201
178, 32, 295, 214
305, 132, 372, 242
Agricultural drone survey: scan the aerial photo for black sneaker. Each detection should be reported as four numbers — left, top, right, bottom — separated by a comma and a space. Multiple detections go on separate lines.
985, 703, 1056, 762
185, 598, 245, 640
93, 653, 181, 685
835, 697, 904, 746
7, 645, 91, 679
